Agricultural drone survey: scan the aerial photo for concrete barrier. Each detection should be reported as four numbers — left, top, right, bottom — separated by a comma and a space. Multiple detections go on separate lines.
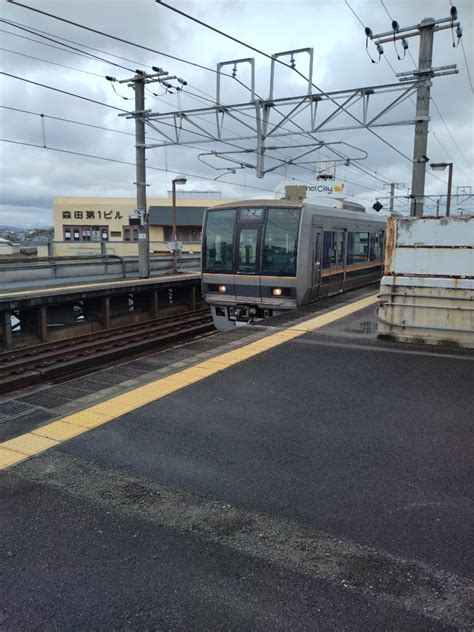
378, 216, 474, 348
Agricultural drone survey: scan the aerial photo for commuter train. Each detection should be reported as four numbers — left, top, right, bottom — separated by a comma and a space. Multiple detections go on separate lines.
201, 199, 387, 330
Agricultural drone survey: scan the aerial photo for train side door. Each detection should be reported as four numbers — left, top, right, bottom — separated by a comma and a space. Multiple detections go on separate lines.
331, 229, 345, 293
310, 227, 322, 299
233, 223, 262, 304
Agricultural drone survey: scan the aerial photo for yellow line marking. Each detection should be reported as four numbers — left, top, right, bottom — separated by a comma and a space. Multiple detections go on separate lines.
0, 293, 377, 470
0, 447, 26, 468
32, 421, 88, 442
2, 433, 59, 456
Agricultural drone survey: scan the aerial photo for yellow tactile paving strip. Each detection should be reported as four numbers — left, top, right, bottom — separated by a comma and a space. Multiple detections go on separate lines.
0, 294, 377, 469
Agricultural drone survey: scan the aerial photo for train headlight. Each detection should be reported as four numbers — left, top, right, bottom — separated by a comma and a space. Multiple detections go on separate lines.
272, 288, 283, 296
218, 285, 227, 293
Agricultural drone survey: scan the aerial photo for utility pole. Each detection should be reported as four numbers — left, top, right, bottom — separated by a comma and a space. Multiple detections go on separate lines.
383, 182, 405, 213
133, 71, 149, 278
410, 18, 434, 217
115, 67, 174, 278
372, 11, 460, 217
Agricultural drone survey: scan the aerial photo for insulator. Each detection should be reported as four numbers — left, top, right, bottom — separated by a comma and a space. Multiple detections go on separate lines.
364, 26, 373, 38
290, 56, 296, 69
450, 5, 458, 20
456, 24, 462, 38
402, 38, 408, 50
391, 20, 399, 32
376, 43, 384, 55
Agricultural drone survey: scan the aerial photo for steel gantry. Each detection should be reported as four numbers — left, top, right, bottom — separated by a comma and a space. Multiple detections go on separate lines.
140, 71, 422, 178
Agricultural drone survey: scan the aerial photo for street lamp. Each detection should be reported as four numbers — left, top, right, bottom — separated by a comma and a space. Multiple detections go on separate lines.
171, 177, 187, 274
430, 162, 453, 216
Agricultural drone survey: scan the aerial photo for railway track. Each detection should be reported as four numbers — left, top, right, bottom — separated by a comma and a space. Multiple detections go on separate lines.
0, 308, 214, 394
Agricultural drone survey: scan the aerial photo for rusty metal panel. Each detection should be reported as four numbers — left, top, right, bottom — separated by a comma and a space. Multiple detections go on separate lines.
378, 275, 474, 348
383, 216, 397, 274
396, 217, 474, 247
392, 248, 473, 277
378, 217, 474, 348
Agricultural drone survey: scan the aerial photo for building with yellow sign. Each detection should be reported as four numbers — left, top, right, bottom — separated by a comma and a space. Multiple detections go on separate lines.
50, 192, 229, 257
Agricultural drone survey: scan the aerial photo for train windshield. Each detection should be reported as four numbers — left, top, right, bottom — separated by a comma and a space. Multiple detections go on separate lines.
204, 209, 236, 272
262, 208, 300, 276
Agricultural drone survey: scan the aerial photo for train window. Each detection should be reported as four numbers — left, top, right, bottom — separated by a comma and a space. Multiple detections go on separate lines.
239, 208, 264, 221
335, 231, 345, 267
314, 233, 321, 263
237, 228, 259, 273
322, 232, 332, 268
369, 232, 383, 261
347, 232, 369, 264
203, 209, 237, 272
262, 208, 300, 276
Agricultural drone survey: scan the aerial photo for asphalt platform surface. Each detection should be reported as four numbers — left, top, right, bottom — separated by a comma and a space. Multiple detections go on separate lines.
1, 289, 473, 631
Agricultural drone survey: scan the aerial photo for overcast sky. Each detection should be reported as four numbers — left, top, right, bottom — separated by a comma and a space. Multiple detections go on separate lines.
0, 0, 473, 227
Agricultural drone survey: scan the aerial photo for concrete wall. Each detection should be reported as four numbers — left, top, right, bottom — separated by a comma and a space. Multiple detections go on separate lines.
378, 216, 474, 348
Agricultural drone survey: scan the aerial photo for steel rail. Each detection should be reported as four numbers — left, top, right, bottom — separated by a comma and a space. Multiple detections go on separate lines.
0, 308, 214, 394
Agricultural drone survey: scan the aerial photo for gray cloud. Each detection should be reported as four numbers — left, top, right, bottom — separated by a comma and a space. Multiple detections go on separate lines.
0, 0, 472, 227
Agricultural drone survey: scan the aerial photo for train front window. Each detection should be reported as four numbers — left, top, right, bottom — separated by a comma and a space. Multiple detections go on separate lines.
204, 209, 236, 272
262, 208, 300, 276
237, 228, 259, 273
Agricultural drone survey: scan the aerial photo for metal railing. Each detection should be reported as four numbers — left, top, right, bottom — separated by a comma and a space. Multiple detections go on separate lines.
0, 249, 201, 289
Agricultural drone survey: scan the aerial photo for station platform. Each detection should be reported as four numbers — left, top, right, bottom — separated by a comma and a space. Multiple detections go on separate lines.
1, 287, 472, 630
0, 272, 200, 303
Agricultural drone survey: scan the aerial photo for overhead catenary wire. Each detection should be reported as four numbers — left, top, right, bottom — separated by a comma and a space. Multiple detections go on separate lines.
3, 3, 408, 199
4, 2, 401, 192
1, 19, 305, 163
0, 16, 344, 175
0, 138, 279, 195
1, 70, 314, 179
0, 18, 135, 72
0, 46, 105, 78
1, 17, 153, 70
344, 0, 474, 189
154, 0, 415, 165
3, 3, 225, 76
8, 0, 418, 166
377, 1, 472, 179
406, 48, 473, 175
0, 71, 128, 112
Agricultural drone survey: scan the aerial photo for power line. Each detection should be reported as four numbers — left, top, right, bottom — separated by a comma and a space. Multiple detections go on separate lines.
5, 2, 400, 192
345, 0, 366, 28
8, 0, 417, 166
1, 70, 302, 172
0, 46, 105, 78
0, 71, 128, 112
0, 138, 278, 194
1, 17, 151, 70
344, 1, 472, 190
0, 18, 134, 72
0, 11, 328, 161
460, 39, 474, 93
0, 26, 97, 63
4, 2, 219, 75
378, 3, 472, 179
4, 2, 403, 196
155, 0, 415, 165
